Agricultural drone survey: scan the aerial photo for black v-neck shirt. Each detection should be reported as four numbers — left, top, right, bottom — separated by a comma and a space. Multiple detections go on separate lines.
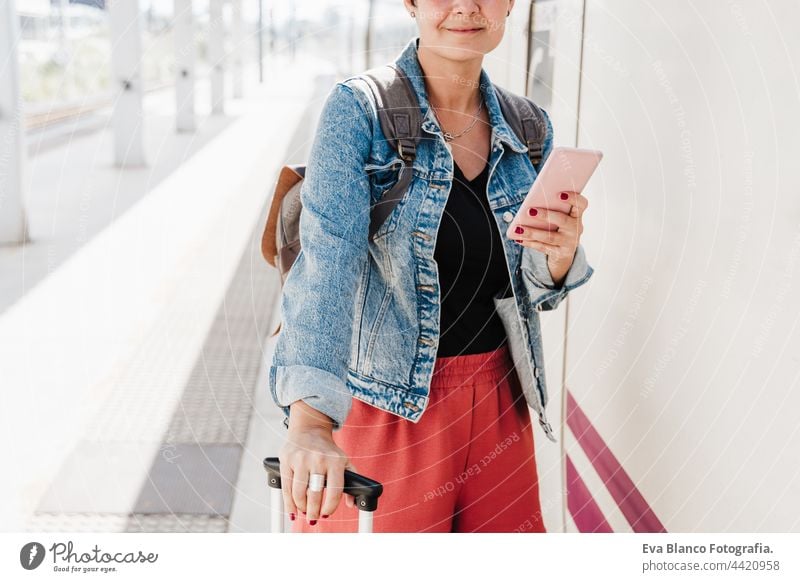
433, 161, 512, 357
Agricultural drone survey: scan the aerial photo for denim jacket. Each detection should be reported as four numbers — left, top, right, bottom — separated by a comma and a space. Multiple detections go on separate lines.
269, 36, 594, 443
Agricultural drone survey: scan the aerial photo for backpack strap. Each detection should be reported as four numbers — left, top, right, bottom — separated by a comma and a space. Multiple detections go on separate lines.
493, 84, 549, 170
359, 64, 422, 241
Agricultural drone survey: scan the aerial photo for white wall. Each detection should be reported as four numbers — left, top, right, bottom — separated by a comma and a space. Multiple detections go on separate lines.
569, 0, 800, 531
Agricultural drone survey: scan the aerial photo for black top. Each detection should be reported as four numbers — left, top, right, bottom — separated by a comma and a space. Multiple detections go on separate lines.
433, 160, 512, 357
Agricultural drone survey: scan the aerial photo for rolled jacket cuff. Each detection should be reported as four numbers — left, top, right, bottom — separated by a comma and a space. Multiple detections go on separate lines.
524, 243, 593, 291
270, 364, 353, 431
521, 244, 594, 311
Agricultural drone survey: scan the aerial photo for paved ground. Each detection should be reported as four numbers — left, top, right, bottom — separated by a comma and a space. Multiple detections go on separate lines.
0, 55, 338, 532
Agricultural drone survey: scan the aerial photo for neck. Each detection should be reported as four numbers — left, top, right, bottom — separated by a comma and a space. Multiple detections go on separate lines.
417, 41, 484, 114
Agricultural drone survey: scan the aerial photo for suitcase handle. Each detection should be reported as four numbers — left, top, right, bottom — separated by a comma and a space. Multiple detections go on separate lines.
263, 457, 384, 512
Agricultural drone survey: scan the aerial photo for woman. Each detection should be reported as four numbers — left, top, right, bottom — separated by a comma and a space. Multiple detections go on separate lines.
269, 0, 593, 533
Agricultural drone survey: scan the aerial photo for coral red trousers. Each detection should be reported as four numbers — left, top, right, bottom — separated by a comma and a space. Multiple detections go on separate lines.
291, 342, 547, 533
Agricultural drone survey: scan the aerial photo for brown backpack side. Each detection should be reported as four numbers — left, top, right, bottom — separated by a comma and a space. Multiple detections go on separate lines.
261, 165, 304, 337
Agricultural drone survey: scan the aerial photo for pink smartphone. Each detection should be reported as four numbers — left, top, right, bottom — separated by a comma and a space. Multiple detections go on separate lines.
505, 146, 603, 236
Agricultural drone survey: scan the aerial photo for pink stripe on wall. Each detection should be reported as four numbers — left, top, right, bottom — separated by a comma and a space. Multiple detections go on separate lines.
566, 391, 667, 533
566, 454, 613, 532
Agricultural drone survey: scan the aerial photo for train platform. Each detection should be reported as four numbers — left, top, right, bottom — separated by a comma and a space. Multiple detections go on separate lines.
0, 55, 337, 532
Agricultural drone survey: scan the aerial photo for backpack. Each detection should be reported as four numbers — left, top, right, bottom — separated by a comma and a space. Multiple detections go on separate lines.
261, 63, 548, 337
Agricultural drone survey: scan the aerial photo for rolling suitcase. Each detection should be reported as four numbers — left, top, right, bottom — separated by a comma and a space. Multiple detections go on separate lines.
263, 457, 384, 533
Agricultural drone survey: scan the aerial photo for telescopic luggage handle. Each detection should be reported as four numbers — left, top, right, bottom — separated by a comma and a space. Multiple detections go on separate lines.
263, 457, 384, 533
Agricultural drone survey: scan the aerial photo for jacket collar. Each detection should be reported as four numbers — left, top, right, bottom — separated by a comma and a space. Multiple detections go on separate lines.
393, 36, 528, 154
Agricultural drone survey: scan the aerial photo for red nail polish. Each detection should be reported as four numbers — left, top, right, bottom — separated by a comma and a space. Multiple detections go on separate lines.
560, 192, 569, 200
515, 226, 524, 234
301, 510, 306, 515
309, 520, 317, 526
290, 513, 295, 521
528, 208, 538, 216
515, 239, 523, 243
322, 514, 329, 518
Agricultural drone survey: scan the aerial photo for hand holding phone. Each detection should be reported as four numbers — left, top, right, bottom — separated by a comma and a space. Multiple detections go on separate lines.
505, 146, 603, 238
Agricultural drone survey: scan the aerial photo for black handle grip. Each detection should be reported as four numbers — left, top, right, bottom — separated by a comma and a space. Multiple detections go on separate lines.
263, 457, 384, 512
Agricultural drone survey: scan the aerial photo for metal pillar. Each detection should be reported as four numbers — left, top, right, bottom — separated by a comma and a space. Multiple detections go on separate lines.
231, 0, 243, 98
365, 0, 375, 69
56, 0, 73, 99
268, 3, 275, 54
258, 0, 263, 83
109, 0, 146, 166
289, 3, 296, 60
175, 0, 195, 132
209, 0, 225, 114
0, 0, 29, 245
349, 10, 355, 74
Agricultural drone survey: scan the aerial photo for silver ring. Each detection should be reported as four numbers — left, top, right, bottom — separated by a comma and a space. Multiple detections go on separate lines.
308, 472, 325, 492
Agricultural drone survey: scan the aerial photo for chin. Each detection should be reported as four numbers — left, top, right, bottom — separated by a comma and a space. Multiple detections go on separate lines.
431, 35, 494, 61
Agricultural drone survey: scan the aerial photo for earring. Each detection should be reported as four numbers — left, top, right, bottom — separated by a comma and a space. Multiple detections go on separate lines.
411, 11, 415, 17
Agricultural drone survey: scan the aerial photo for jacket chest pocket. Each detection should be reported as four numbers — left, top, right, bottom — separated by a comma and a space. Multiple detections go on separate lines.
364, 157, 410, 240
365, 157, 403, 198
